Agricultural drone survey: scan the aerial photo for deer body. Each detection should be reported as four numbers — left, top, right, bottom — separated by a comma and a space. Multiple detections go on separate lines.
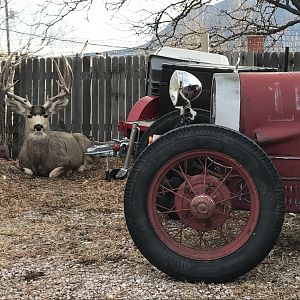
19, 130, 91, 177
1, 56, 92, 177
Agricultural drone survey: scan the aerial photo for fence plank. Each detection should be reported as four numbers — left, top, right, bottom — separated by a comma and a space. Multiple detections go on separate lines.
51, 57, 59, 130
278, 52, 285, 71
139, 55, 146, 97
111, 57, 119, 139
45, 58, 52, 102
263, 52, 271, 67
98, 56, 105, 141
132, 56, 139, 105
125, 56, 133, 117
32, 58, 39, 104
82, 56, 91, 137
294, 52, 300, 71
118, 56, 126, 139
255, 53, 264, 66
38, 58, 46, 106
270, 52, 279, 69
17, 59, 27, 153
246, 52, 254, 66
91, 56, 99, 141
72, 55, 82, 133
65, 57, 72, 132
11, 61, 21, 158
105, 56, 112, 141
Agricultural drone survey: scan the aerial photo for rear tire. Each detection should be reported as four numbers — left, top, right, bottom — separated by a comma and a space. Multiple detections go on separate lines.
125, 125, 284, 283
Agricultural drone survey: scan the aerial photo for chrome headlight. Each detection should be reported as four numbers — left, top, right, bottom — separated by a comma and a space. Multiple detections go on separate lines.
169, 70, 202, 107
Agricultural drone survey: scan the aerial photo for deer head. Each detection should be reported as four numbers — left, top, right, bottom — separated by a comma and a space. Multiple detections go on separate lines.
1, 55, 73, 142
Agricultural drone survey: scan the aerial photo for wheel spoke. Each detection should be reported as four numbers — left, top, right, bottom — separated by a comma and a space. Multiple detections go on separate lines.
158, 184, 191, 202
178, 163, 196, 194
211, 168, 233, 197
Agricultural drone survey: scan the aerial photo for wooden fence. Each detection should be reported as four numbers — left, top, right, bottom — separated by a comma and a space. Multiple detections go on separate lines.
1, 55, 147, 157
2, 51, 300, 157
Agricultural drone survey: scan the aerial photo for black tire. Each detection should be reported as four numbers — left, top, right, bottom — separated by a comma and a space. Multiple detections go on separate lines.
124, 125, 284, 283
135, 109, 210, 158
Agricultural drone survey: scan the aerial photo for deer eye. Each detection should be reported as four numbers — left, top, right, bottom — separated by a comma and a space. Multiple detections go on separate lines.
27, 115, 33, 118
43, 114, 48, 118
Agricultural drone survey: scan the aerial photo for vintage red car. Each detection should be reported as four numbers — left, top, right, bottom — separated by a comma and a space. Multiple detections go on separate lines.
118, 47, 275, 157
122, 56, 299, 283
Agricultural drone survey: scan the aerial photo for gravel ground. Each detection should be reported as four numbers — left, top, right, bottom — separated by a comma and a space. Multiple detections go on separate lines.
0, 158, 300, 300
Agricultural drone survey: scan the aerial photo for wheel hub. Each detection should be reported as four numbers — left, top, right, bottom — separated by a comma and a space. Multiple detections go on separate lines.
190, 195, 216, 219
175, 174, 232, 231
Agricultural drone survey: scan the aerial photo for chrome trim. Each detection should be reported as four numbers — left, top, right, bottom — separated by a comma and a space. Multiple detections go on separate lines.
281, 177, 300, 181
270, 156, 300, 160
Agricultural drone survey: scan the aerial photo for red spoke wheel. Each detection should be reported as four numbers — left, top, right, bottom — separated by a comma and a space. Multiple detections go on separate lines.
125, 125, 284, 283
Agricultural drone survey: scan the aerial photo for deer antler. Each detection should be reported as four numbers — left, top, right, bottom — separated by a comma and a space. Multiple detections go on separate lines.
0, 54, 32, 109
43, 56, 73, 109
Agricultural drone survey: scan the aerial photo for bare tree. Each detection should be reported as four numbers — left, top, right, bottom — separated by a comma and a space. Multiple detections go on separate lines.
102, 0, 300, 51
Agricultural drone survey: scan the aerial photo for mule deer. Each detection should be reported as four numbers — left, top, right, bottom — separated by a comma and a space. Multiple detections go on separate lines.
1, 55, 92, 177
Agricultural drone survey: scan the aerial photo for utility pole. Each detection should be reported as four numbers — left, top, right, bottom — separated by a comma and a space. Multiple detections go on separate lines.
4, 0, 11, 54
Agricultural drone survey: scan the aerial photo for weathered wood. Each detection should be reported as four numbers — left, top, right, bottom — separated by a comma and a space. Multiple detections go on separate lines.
105, 56, 112, 141
118, 56, 126, 139
232, 52, 240, 66
11, 61, 20, 158
270, 52, 279, 69
125, 55, 133, 118
263, 52, 271, 67
98, 56, 105, 142
51, 57, 59, 130
45, 58, 52, 101
72, 55, 82, 133
278, 52, 285, 71
26, 58, 33, 103
255, 53, 264, 66
132, 56, 139, 105
32, 58, 39, 105
82, 56, 91, 137
38, 58, 46, 106
139, 55, 146, 97
246, 52, 254, 66
294, 52, 300, 71
17, 59, 27, 154
111, 57, 119, 139
240, 51, 247, 66
91, 56, 99, 141
65, 57, 72, 132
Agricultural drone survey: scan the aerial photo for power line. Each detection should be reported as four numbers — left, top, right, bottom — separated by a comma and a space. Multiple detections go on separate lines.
0, 27, 145, 50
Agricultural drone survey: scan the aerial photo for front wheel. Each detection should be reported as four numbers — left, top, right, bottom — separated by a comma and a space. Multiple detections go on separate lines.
124, 125, 284, 283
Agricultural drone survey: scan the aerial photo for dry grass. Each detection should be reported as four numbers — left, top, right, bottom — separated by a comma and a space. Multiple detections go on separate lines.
0, 158, 300, 300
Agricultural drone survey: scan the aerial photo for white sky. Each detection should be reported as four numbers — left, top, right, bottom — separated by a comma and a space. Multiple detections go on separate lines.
0, 0, 171, 56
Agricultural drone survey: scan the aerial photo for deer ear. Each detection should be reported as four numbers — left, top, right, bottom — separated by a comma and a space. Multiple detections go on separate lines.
5, 97, 28, 115
44, 98, 69, 115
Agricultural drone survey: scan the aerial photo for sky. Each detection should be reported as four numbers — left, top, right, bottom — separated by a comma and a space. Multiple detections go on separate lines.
0, 0, 172, 56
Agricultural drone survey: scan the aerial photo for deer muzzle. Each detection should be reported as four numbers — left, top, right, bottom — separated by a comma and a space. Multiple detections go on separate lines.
34, 124, 44, 132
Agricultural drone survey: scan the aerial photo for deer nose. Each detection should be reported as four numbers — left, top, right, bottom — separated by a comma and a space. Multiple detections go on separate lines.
34, 124, 44, 131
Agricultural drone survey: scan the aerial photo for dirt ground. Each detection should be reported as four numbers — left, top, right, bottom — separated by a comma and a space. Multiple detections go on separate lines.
0, 157, 300, 300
